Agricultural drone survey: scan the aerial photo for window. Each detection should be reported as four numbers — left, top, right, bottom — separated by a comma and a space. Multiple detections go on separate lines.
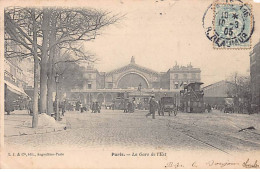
88, 74, 92, 79
88, 83, 92, 89
192, 73, 196, 79
174, 74, 178, 79
183, 74, 187, 79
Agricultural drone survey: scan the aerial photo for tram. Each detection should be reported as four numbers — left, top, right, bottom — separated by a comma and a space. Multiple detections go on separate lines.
180, 82, 205, 113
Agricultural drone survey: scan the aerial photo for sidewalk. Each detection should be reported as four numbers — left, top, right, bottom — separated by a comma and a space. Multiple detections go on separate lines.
4, 110, 67, 137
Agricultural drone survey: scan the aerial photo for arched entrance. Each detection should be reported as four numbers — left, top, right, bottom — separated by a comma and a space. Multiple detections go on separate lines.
117, 72, 149, 89
105, 94, 113, 104
97, 93, 104, 104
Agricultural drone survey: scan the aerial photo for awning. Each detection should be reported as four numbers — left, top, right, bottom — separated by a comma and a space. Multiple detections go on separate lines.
4, 80, 29, 99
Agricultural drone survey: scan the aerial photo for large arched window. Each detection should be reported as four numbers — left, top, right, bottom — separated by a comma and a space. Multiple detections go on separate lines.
117, 73, 148, 89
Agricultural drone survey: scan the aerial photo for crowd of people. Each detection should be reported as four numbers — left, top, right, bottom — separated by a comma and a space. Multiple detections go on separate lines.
6, 95, 259, 117
28, 100, 102, 116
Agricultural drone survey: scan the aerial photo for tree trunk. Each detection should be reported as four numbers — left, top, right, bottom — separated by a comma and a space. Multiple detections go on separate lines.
47, 47, 55, 116
47, 11, 57, 116
47, 68, 54, 115
32, 9, 39, 128
39, 9, 51, 114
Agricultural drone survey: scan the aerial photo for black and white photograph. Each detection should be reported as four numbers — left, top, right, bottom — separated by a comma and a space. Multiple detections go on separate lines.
0, 0, 260, 169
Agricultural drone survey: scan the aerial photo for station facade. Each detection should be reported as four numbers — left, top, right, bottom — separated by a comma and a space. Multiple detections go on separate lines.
67, 57, 201, 106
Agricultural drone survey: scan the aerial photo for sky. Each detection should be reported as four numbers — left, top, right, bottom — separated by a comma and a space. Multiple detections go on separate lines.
78, 0, 260, 86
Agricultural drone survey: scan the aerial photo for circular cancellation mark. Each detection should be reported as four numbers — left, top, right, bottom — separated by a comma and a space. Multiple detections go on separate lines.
202, 0, 254, 49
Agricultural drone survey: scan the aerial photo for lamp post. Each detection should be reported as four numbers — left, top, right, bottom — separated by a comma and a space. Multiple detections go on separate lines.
138, 83, 142, 96
55, 73, 59, 120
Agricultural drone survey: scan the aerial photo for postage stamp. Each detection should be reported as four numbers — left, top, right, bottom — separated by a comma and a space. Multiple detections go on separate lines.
213, 3, 253, 49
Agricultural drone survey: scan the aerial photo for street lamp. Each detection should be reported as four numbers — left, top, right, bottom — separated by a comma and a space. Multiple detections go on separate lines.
138, 83, 142, 96
55, 73, 59, 120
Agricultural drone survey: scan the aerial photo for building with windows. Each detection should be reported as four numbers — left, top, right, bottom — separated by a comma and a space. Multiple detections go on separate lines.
67, 57, 201, 106
4, 38, 34, 92
250, 40, 260, 112
4, 57, 33, 112
4, 39, 34, 112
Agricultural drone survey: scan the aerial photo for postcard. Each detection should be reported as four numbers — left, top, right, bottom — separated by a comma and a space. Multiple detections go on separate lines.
0, 0, 260, 169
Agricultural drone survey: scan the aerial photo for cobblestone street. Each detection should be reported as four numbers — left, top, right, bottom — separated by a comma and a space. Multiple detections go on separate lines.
4, 110, 260, 154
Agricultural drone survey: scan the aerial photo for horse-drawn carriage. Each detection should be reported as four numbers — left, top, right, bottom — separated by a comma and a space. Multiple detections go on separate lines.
158, 97, 177, 116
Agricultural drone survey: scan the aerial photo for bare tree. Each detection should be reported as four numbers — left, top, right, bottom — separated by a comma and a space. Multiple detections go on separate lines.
44, 8, 121, 116
5, 8, 42, 128
46, 44, 96, 115
5, 7, 123, 126
227, 72, 251, 113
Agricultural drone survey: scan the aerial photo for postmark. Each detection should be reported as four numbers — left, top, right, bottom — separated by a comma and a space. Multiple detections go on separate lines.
202, 0, 254, 49
213, 3, 253, 48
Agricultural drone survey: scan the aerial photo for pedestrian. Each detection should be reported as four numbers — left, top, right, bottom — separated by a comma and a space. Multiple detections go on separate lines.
91, 102, 95, 113
123, 99, 128, 113
76, 101, 80, 111
207, 104, 211, 113
145, 96, 157, 119
79, 102, 83, 113
96, 102, 101, 113
28, 100, 33, 115
127, 101, 132, 113
132, 98, 136, 112
61, 102, 65, 116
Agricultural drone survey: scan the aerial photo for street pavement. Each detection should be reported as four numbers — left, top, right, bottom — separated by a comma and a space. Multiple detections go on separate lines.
4, 110, 66, 137
4, 109, 260, 153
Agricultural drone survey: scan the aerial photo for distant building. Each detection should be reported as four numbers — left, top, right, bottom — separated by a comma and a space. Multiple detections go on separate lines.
4, 39, 34, 91
203, 80, 235, 105
4, 39, 34, 111
68, 57, 201, 106
4, 58, 26, 89
250, 40, 260, 111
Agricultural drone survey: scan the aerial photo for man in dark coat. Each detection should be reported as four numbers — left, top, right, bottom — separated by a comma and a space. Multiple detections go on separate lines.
96, 102, 101, 113
145, 96, 157, 119
207, 104, 211, 113
123, 99, 128, 113
127, 101, 132, 113
91, 102, 96, 113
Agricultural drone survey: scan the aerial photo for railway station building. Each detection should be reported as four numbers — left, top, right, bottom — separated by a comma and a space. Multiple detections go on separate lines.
67, 57, 201, 107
